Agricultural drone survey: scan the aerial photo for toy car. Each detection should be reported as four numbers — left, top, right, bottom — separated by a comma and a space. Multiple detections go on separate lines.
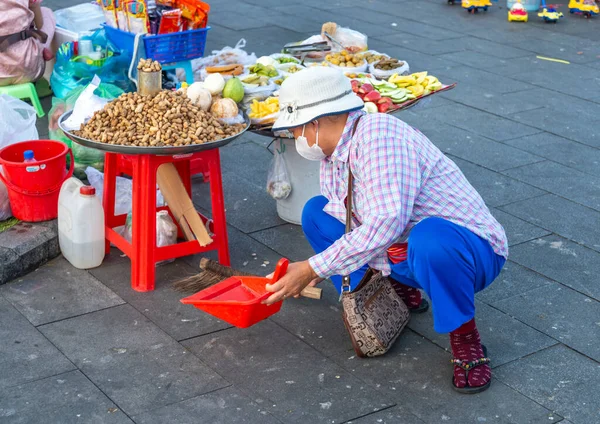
462, 0, 492, 13
508, 1, 529, 21
538, 6, 564, 22
568, 0, 599, 17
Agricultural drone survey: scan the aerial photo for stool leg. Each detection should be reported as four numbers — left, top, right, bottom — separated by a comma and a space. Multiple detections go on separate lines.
103, 152, 118, 255
131, 155, 157, 292
174, 160, 192, 195
183, 61, 194, 85
207, 149, 230, 266
28, 83, 45, 118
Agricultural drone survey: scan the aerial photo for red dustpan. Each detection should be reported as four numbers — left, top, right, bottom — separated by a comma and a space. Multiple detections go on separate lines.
180, 258, 289, 328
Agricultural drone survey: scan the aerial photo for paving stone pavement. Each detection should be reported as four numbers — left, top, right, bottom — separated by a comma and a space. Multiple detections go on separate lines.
2, 0, 599, 422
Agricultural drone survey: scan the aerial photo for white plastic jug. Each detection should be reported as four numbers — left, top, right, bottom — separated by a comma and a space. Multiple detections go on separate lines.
58, 177, 105, 269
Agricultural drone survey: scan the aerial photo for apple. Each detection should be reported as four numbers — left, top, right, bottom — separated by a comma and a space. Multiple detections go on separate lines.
358, 83, 374, 94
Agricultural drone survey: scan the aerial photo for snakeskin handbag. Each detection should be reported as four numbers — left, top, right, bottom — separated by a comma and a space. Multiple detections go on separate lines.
340, 119, 410, 358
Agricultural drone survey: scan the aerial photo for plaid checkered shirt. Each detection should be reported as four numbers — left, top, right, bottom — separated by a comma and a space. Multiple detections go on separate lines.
308, 110, 508, 279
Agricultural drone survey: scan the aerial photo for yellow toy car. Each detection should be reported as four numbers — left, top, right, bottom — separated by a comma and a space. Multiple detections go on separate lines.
508, 1, 529, 21
462, 0, 492, 13
568, 0, 599, 17
538, 7, 564, 22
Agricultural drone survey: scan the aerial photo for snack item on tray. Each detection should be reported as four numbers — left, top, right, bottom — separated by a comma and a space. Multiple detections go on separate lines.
158, 8, 182, 33
204, 73, 226, 95
184, 82, 212, 111
125, 0, 150, 34
137, 58, 162, 72
101, 0, 119, 28
115, 0, 128, 31
375, 58, 405, 71
74, 91, 245, 146
272, 55, 299, 64
248, 97, 279, 119
205, 64, 244, 76
325, 51, 366, 68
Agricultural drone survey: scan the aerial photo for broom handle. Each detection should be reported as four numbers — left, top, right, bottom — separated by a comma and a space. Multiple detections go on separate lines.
200, 258, 323, 300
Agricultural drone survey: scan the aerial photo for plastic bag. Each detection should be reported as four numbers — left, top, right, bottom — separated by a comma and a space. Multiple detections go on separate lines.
62, 76, 109, 130
0, 95, 39, 150
325, 25, 368, 53
368, 61, 410, 79
267, 141, 292, 200
218, 113, 246, 126
85, 166, 165, 216
50, 28, 134, 99
0, 95, 39, 221
49, 80, 124, 179
191, 39, 257, 81
123, 210, 177, 265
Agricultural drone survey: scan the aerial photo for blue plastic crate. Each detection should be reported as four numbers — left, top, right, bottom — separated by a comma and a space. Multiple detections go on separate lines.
104, 25, 210, 64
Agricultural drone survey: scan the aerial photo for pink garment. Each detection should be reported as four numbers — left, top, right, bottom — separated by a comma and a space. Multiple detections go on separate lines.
0, 0, 55, 86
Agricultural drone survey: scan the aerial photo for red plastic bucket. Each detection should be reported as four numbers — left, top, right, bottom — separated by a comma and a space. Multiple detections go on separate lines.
0, 140, 73, 222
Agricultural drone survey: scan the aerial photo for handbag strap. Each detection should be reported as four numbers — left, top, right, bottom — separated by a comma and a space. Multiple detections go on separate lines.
341, 116, 362, 295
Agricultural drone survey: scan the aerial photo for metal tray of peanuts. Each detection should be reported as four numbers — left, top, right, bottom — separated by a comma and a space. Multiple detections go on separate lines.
58, 94, 251, 156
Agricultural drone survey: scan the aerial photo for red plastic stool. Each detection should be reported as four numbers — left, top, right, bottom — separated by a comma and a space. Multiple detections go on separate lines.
103, 149, 230, 292
190, 158, 210, 182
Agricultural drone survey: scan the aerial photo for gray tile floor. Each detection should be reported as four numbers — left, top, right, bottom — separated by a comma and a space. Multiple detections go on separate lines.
3, 0, 599, 422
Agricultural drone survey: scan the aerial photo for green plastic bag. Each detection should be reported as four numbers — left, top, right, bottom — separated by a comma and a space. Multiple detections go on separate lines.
48, 82, 124, 180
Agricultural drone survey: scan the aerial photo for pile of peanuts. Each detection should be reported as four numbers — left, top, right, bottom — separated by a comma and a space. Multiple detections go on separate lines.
137, 58, 162, 73
74, 90, 246, 147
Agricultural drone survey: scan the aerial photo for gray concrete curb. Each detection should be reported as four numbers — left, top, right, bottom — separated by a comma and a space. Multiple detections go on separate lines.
0, 220, 60, 285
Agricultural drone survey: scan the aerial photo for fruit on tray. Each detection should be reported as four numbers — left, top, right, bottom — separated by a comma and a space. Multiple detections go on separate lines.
284, 64, 304, 74
374, 58, 405, 71
325, 51, 366, 68
353, 79, 415, 105
242, 74, 272, 87
363, 101, 378, 114
389, 71, 443, 94
249, 97, 279, 119
345, 72, 372, 79
248, 63, 279, 77
362, 52, 387, 64
275, 56, 300, 64
223, 77, 244, 103
273, 76, 288, 85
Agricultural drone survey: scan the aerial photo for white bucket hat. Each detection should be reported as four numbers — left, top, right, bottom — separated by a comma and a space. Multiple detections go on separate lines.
272, 67, 364, 131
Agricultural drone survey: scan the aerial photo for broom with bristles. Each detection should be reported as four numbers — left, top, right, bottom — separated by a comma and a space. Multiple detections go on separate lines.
173, 258, 322, 300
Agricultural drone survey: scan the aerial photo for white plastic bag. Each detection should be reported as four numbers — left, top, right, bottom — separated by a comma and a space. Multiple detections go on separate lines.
191, 39, 257, 81
84, 167, 165, 216
267, 141, 292, 200
328, 26, 368, 53
0, 94, 39, 220
62, 75, 109, 131
218, 113, 246, 126
123, 210, 177, 265
0, 95, 39, 150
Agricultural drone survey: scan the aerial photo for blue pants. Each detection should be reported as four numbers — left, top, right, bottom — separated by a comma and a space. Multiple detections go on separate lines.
302, 196, 506, 333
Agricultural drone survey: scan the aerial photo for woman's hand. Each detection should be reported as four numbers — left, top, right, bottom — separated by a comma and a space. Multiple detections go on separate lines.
263, 261, 319, 305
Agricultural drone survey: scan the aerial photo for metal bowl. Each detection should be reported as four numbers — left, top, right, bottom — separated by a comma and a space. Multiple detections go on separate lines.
58, 110, 251, 155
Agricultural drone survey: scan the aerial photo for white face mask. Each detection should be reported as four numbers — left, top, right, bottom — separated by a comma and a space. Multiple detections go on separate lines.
295, 123, 326, 161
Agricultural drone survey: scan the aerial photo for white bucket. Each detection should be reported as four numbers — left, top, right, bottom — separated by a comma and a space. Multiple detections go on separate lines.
275, 139, 320, 225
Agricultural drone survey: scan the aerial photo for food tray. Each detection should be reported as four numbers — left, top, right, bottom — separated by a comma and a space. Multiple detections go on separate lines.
58, 110, 250, 155
248, 83, 456, 137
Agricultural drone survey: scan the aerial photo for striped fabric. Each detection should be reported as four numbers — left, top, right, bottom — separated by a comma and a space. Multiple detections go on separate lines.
308, 110, 508, 279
